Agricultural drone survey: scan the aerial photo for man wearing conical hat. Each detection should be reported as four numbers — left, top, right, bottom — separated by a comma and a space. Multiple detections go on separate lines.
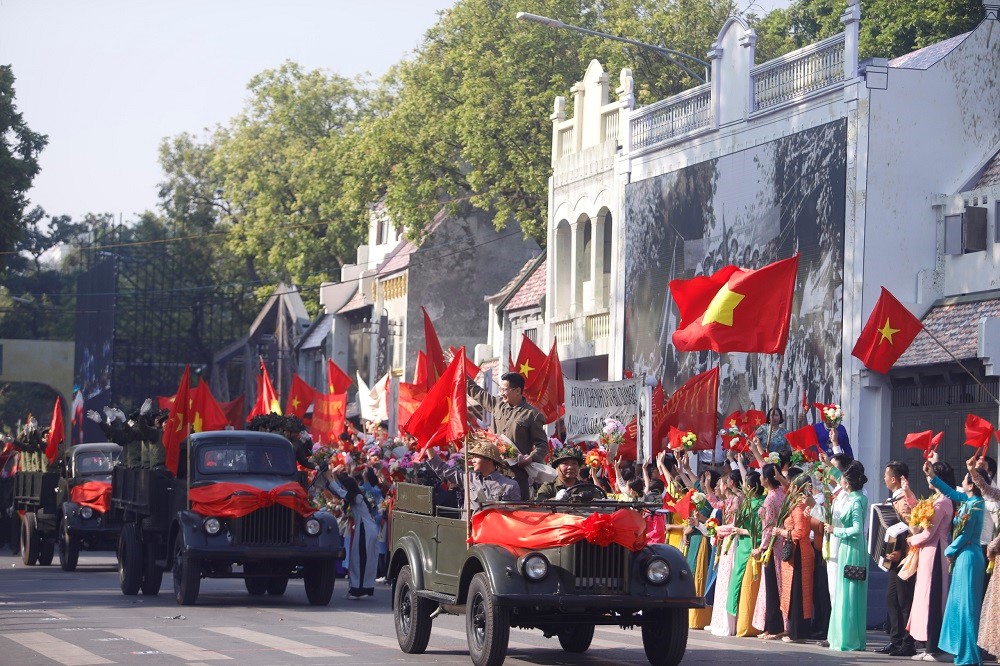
536, 442, 584, 500
424, 437, 521, 512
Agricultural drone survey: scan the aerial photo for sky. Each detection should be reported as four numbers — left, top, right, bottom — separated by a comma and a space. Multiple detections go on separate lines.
1, 0, 790, 222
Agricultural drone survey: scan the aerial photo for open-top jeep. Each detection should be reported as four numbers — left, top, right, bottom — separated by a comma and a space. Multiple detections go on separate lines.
16, 442, 122, 569
111, 430, 344, 605
388, 481, 702, 666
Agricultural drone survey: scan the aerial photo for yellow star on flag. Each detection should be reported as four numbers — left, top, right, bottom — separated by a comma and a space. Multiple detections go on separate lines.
441, 397, 452, 424
193, 412, 203, 433
518, 360, 535, 377
877, 318, 900, 344
173, 412, 185, 432
291, 397, 301, 410
702, 284, 746, 327
270, 399, 282, 415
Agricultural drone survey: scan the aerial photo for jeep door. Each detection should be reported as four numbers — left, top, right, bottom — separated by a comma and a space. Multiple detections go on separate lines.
431, 515, 466, 593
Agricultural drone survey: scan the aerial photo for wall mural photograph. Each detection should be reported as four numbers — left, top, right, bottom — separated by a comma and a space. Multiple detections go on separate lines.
624, 118, 848, 425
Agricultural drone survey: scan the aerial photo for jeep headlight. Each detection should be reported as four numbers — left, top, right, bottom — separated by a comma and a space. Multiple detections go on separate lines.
203, 517, 222, 535
80, 507, 94, 519
521, 553, 549, 581
305, 518, 321, 536
645, 557, 670, 585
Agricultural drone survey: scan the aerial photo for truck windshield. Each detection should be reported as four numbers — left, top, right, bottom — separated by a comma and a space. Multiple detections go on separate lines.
196, 443, 296, 476
75, 451, 119, 475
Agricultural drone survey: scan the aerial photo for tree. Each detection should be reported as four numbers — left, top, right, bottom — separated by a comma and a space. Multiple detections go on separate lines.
0, 65, 48, 271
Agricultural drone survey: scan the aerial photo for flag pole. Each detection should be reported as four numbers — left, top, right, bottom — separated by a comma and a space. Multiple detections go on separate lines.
918, 327, 1000, 405
464, 433, 472, 546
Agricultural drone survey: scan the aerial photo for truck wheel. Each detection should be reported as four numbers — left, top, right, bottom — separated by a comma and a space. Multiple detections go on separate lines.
140, 542, 163, 596
118, 524, 142, 595
20, 512, 40, 565
266, 576, 289, 596
243, 563, 267, 595
38, 539, 55, 566
466, 572, 509, 666
59, 517, 80, 571
303, 560, 336, 606
557, 623, 595, 653
641, 608, 688, 666
172, 534, 200, 606
393, 564, 433, 654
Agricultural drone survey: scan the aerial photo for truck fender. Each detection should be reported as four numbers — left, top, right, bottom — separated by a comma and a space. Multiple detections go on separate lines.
641, 542, 699, 598
457, 544, 519, 604
388, 535, 426, 590
167, 511, 204, 567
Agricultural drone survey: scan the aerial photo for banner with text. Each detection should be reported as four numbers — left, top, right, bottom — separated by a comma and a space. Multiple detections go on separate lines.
564, 378, 642, 442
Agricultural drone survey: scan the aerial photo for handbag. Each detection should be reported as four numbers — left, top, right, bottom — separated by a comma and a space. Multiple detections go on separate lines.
780, 539, 794, 562
843, 564, 867, 581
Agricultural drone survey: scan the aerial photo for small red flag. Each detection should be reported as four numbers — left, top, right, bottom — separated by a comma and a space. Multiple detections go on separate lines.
665, 489, 696, 518
249, 359, 281, 418
904, 430, 943, 458
421, 306, 448, 384
286, 373, 318, 419
524, 340, 564, 424
403, 347, 470, 453
190, 382, 229, 433
785, 425, 820, 459
670, 255, 799, 354
220, 394, 245, 428
163, 365, 192, 475
310, 393, 347, 445
851, 287, 923, 374
45, 395, 65, 465
965, 414, 994, 449
326, 360, 352, 395
514, 334, 548, 392
158, 395, 175, 411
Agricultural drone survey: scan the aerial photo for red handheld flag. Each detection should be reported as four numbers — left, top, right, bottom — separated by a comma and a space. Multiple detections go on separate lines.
220, 394, 245, 428
669, 255, 799, 354
190, 382, 229, 433
286, 374, 318, 419
249, 359, 281, 418
326, 360, 352, 395
904, 430, 944, 459
965, 414, 994, 450
421, 306, 448, 384
397, 382, 428, 428
45, 396, 65, 465
448, 346, 482, 380
524, 340, 564, 424
163, 365, 192, 475
413, 351, 430, 391
514, 334, 548, 392
851, 287, 923, 374
785, 425, 820, 455
403, 347, 470, 453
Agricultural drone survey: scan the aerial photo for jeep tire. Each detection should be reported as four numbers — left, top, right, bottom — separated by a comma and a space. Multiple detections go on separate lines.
641, 608, 688, 666
393, 564, 433, 654
244, 563, 267, 595
38, 538, 55, 566
118, 524, 142, 595
172, 533, 201, 606
466, 571, 509, 666
558, 623, 595, 653
140, 542, 163, 596
303, 560, 336, 606
58, 517, 79, 571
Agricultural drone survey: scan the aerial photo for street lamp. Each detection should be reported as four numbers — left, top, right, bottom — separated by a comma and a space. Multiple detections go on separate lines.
515, 11, 710, 84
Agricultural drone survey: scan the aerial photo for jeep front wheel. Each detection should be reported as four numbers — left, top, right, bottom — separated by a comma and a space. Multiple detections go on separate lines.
466, 572, 509, 666
172, 533, 200, 605
393, 564, 433, 653
303, 560, 335, 606
641, 608, 688, 666
58, 517, 79, 571
558, 623, 595, 653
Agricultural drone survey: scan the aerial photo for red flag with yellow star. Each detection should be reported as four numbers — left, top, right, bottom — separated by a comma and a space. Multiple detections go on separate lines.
248, 359, 282, 418
403, 347, 469, 454
310, 393, 347, 445
326, 360, 352, 395
851, 287, 922, 374
163, 365, 192, 475
190, 381, 229, 433
285, 373, 317, 419
670, 255, 799, 354
514, 334, 547, 392
421, 306, 448, 384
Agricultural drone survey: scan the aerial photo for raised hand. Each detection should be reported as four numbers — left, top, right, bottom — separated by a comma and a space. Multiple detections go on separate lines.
923, 460, 935, 480
86, 409, 102, 423
140, 398, 153, 415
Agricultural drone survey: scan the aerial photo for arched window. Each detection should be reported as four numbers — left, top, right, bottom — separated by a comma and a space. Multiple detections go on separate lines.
554, 220, 571, 317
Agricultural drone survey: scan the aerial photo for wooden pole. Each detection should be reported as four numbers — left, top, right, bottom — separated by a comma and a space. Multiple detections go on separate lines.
464, 433, 472, 546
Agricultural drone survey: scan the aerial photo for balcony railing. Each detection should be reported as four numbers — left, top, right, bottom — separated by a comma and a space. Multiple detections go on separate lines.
552, 320, 573, 346
586, 312, 610, 341
751, 33, 845, 113
629, 84, 712, 152
600, 106, 620, 146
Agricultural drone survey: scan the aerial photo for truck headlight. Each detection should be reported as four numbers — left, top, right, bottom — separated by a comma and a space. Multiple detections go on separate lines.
203, 517, 222, 535
80, 507, 94, 519
645, 557, 670, 585
305, 518, 321, 536
521, 553, 549, 581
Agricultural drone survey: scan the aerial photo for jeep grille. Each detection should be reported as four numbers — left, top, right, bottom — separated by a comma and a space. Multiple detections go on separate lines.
573, 542, 628, 594
235, 505, 295, 546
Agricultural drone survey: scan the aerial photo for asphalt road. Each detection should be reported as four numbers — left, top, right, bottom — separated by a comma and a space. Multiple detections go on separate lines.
0, 550, 907, 666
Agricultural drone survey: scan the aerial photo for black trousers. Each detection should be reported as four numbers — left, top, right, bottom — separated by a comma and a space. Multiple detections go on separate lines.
886, 560, 915, 649
763, 559, 784, 634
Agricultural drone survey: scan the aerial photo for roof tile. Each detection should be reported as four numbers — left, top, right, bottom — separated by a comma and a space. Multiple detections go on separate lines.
895, 294, 1000, 367
505, 257, 547, 311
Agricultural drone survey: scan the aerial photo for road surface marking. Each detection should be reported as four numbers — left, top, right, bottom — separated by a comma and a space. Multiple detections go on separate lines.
304, 625, 400, 649
204, 627, 346, 658
3, 631, 113, 665
108, 629, 232, 661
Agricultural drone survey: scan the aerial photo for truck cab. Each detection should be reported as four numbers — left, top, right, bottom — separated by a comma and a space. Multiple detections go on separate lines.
56, 442, 123, 570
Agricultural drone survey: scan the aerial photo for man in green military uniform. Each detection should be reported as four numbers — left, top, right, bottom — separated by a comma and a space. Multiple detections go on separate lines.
536, 442, 585, 500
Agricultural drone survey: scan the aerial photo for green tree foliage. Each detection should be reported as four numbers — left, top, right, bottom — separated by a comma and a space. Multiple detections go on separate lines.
0, 66, 48, 272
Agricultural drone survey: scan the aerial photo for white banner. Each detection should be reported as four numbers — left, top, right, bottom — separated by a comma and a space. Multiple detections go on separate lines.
563, 378, 642, 442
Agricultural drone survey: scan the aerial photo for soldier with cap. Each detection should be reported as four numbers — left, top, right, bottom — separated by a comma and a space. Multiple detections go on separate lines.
423, 438, 521, 512
536, 442, 585, 500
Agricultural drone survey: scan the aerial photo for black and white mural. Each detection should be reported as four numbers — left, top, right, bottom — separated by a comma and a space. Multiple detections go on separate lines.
624, 118, 848, 419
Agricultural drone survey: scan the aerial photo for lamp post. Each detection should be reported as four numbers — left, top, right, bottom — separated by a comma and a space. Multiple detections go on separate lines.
516, 11, 710, 84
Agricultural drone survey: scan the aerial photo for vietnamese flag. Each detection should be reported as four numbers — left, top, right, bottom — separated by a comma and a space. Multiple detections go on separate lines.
403, 347, 469, 453
44, 395, 65, 464
326, 360, 352, 395
658, 367, 720, 453
851, 287, 923, 374
190, 382, 229, 433
514, 334, 548, 392
286, 373, 318, 419
449, 345, 482, 380
413, 351, 430, 391
310, 393, 347, 445
524, 340, 564, 424
163, 365, 192, 475
249, 359, 281, 418
398, 382, 427, 427
965, 414, 995, 450
665, 489, 696, 518
220, 394, 245, 428
421, 306, 448, 384
785, 425, 820, 459
670, 255, 799, 354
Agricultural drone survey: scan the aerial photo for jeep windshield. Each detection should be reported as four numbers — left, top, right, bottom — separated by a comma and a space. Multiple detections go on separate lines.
75, 450, 119, 475
196, 443, 296, 476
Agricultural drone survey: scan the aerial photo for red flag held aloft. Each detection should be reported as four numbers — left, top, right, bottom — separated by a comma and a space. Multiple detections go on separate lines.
190, 382, 229, 433
421, 306, 448, 384
326, 360, 352, 396
785, 425, 820, 460
397, 382, 428, 428
514, 334, 547, 392
310, 393, 347, 445
524, 340, 564, 424
249, 359, 281, 418
163, 365, 192, 475
45, 395, 65, 465
448, 346, 482, 380
657, 367, 719, 454
851, 287, 923, 374
403, 347, 469, 453
904, 430, 944, 459
670, 255, 799, 354
286, 373, 318, 419
220, 394, 245, 428
413, 351, 430, 391
965, 414, 994, 450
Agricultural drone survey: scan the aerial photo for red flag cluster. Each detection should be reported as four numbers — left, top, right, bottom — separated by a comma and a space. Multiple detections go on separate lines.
403, 347, 470, 454
719, 409, 767, 453
904, 430, 944, 459
965, 414, 996, 453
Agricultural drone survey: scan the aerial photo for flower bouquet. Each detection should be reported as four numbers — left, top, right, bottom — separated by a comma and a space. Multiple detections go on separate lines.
819, 403, 844, 429
705, 517, 720, 538
790, 450, 805, 466
759, 474, 808, 565
910, 497, 936, 533
766, 451, 782, 465
584, 447, 608, 470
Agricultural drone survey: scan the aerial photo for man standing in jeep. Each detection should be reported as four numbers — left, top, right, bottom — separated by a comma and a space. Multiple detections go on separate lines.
423, 439, 520, 512
466, 372, 547, 498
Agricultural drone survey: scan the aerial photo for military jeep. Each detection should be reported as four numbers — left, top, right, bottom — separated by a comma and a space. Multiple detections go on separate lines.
388, 482, 702, 666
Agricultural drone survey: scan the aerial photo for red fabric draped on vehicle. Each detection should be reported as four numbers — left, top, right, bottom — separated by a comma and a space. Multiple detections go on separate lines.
188, 482, 315, 518
70, 481, 112, 514
471, 509, 648, 552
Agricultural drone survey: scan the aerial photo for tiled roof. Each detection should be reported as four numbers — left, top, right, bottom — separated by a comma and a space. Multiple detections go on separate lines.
505, 257, 547, 311
377, 239, 417, 275
487, 253, 543, 304
895, 292, 1000, 367
973, 150, 1000, 189
889, 32, 968, 70
337, 287, 370, 315
298, 313, 332, 351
